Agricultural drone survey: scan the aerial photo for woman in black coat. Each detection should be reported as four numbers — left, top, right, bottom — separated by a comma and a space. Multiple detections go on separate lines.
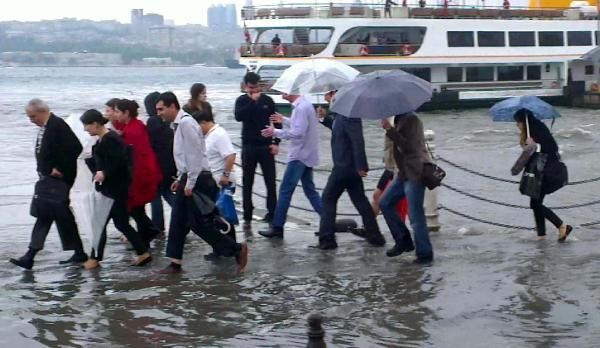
80, 109, 152, 269
513, 108, 572, 241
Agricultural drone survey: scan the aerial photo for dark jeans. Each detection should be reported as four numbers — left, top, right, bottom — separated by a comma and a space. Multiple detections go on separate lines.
530, 194, 563, 236
380, 178, 432, 259
166, 172, 240, 261
130, 205, 160, 244
29, 207, 85, 253
92, 195, 148, 261
241, 144, 277, 221
318, 168, 381, 242
272, 160, 322, 230
151, 181, 175, 232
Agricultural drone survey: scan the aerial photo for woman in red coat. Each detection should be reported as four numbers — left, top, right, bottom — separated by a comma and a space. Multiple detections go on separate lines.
115, 99, 163, 245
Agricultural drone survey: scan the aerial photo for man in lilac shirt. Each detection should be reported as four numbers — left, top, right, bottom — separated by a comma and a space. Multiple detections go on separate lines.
259, 93, 322, 238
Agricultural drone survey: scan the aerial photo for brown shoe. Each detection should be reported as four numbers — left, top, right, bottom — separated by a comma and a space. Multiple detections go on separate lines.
83, 259, 100, 270
558, 225, 573, 243
236, 243, 249, 273
131, 253, 152, 267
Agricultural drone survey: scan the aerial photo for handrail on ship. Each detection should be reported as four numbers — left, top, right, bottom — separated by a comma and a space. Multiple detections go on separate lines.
241, 2, 590, 21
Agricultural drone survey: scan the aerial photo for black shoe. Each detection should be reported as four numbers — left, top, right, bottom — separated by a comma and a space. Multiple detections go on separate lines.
258, 228, 283, 238
59, 252, 88, 264
349, 227, 368, 239
386, 244, 414, 257
261, 213, 272, 223
413, 256, 434, 265
243, 220, 252, 230
311, 239, 338, 250
10, 256, 34, 270
367, 233, 386, 247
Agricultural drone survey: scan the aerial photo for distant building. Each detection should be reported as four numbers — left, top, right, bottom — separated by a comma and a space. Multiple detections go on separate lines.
208, 4, 238, 29
130, 8, 165, 36
148, 26, 174, 50
144, 13, 164, 28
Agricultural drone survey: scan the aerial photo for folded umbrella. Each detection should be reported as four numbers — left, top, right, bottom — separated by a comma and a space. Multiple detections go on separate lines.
330, 70, 432, 120
271, 58, 360, 95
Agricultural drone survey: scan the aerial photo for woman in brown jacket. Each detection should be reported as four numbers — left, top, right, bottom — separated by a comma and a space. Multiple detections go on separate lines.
380, 112, 434, 264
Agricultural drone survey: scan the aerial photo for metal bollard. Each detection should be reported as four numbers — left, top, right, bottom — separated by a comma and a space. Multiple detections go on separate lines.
424, 130, 441, 232
306, 313, 326, 348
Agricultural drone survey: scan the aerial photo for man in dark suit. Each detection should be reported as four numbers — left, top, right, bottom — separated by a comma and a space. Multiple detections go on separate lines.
315, 91, 386, 250
10, 99, 87, 270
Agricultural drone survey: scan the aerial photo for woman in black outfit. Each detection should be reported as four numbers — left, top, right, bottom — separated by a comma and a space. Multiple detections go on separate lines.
80, 109, 152, 269
513, 108, 572, 241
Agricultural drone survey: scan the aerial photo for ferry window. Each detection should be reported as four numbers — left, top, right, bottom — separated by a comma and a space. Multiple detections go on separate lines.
568, 31, 592, 46
526, 66, 541, 80
477, 32, 505, 47
447, 67, 463, 82
497, 66, 524, 81
402, 68, 431, 82
255, 28, 333, 44
585, 65, 594, 75
335, 26, 426, 56
466, 67, 494, 82
596, 31, 599, 45
538, 31, 564, 46
448, 31, 474, 47
509, 32, 535, 47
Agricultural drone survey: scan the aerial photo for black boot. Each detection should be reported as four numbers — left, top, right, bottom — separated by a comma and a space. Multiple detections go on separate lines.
10, 248, 38, 270
59, 252, 88, 264
258, 227, 283, 238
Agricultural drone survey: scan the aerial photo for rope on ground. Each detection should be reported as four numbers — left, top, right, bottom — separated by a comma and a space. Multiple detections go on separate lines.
232, 142, 385, 174
236, 183, 362, 217
442, 183, 600, 210
233, 162, 376, 193
438, 155, 600, 186
438, 205, 535, 230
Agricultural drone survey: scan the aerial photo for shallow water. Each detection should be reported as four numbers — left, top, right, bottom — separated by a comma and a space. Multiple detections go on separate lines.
1, 67, 600, 347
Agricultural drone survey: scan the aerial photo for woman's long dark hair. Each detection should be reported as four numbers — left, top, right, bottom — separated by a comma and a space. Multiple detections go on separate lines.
116, 99, 139, 119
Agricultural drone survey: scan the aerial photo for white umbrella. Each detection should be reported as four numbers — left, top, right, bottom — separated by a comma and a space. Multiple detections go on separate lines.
271, 58, 360, 95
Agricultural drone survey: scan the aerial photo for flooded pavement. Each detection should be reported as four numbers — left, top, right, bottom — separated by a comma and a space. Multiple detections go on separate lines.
1, 67, 600, 347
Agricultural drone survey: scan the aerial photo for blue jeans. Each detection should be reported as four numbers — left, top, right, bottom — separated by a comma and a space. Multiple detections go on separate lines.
151, 181, 175, 232
380, 178, 433, 259
272, 160, 322, 230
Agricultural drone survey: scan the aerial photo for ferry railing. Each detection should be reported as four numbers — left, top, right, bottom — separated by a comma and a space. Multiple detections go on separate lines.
242, 3, 585, 21
334, 43, 422, 57
240, 43, 328, 58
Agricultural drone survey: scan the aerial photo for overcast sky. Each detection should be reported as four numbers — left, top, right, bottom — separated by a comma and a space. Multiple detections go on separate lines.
1, 0, 369, 25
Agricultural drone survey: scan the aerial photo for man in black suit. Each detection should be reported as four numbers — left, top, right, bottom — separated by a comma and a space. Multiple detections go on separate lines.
10, 99, 87, 270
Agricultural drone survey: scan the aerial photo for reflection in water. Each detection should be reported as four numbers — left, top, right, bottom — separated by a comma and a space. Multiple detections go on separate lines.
2, 67, 600, 347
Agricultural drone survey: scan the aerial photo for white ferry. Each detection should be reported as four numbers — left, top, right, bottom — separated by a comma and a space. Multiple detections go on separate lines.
238, 0, 600, 109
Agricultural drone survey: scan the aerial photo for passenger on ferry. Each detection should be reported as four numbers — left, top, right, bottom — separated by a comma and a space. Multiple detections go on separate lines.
384, 0, 398, 18
418, 0, 426, 8
258, 91, 322, 239
314, 90, 386, 250
234, 72, 280, 227
156, 92, 248, 274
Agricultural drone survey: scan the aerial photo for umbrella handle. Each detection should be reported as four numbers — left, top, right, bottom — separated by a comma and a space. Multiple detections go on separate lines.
525, 116, 530, 139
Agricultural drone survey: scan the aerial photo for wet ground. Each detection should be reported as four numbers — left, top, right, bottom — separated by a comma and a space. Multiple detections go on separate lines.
1, 67, 600, 347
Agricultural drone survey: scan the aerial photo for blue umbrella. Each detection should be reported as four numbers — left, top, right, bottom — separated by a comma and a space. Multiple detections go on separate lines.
489, 95, 561, 122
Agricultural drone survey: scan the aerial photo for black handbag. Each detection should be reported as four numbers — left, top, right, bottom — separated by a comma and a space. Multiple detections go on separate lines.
519, 152, 547, 200
422, 142, 446, 190
543, 159, 568, 195
30, 176, 70, 219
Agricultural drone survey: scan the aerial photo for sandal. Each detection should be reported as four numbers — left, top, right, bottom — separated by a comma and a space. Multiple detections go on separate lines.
558, 225, 573, 243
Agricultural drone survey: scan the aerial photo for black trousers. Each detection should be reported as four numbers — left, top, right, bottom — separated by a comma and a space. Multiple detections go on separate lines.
530, 194, 563, 236
166, 172, 240, 260
131, 205, 160, 244
318, 168, 381, 242
241, 144, 277, 222
29, 207, 85, 252
92, 195, 148, 261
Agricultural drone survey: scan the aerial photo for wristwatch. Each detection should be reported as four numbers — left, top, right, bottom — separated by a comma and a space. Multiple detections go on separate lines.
222, 172, 230, 178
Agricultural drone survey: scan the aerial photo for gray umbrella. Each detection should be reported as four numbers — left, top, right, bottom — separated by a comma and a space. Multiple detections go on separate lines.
330, 70, 432, 120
